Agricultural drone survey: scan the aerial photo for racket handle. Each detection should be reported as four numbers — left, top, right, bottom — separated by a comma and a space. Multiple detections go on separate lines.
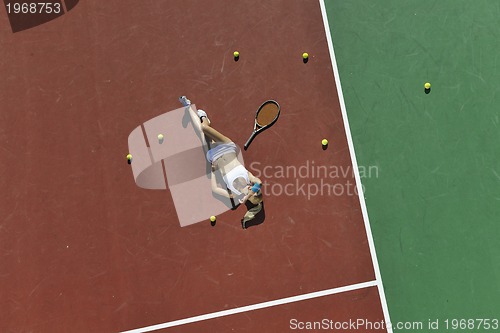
244, 132, 257, 150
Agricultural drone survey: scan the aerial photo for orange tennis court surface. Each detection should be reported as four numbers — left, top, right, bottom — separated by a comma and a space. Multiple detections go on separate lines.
0, 0, 390, 332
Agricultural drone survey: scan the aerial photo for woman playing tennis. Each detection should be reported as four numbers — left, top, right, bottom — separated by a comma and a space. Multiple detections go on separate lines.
179, 96, 263, 228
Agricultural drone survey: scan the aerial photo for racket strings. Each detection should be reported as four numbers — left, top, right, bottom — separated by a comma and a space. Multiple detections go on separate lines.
256, 104, 280, 126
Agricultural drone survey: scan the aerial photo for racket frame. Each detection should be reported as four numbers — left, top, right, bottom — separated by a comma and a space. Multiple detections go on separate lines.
244, 100, 280, 150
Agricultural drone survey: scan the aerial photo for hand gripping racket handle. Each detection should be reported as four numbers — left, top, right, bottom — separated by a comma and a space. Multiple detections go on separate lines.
244, 131, 257, 150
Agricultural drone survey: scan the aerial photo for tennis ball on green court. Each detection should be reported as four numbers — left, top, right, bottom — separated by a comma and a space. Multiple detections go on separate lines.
210, 216, 216, 222
234, 51, 239, 57
424, 82, 431, 89
302, 52, 309, 59
322, 139, 328, 146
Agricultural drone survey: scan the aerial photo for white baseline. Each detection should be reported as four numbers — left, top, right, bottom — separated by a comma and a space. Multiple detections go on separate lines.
121, 281, 378, 333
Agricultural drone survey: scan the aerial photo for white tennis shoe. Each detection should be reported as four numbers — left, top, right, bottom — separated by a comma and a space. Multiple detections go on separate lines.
179, 96, 191, 106
197, 109, 211, 124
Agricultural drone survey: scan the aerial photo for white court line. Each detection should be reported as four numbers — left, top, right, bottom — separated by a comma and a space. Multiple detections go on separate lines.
318, 0, 393, 332
120, 281, 378, 333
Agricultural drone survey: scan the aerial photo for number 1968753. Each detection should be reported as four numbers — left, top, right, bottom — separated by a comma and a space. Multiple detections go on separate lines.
6, 2, 62, 14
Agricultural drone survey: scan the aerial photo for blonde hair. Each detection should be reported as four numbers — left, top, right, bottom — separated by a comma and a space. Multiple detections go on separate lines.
242, 190, 263, 224
242, 202, 263, 223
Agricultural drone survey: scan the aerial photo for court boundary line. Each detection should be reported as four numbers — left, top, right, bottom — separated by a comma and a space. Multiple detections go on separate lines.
120, 280, 378, 333
318, 0, 393, 331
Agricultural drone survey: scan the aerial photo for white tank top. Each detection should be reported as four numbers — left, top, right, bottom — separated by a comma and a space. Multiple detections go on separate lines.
223, 165, 249, 195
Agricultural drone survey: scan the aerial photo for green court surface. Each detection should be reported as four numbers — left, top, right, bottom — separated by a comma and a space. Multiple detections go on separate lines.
325, 0, 500, 330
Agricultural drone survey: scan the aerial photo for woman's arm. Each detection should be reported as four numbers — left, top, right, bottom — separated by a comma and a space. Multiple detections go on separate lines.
211, 170, 232, 198
247, 171, 262, 185
239, 190, 252, 204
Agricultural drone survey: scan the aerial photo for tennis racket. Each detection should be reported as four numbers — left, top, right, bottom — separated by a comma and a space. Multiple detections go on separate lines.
244, 100, 281, 150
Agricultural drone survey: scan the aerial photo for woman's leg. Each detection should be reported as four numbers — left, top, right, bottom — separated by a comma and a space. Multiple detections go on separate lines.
201, 121, 232, 144
186, 104, 232, 143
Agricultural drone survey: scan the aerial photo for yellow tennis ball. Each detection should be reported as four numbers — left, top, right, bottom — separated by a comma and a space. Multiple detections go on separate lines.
126, 153, 132, 160
158, 134, 164, 140
322, 139, 328, 146
302, 52, 309, 59
424, 82, 431, 89
210, 216, 216, 222
233, 51, 239, 57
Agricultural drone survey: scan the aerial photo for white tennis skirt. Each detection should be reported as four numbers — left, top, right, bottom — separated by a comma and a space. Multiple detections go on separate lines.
206, 142, 237, 163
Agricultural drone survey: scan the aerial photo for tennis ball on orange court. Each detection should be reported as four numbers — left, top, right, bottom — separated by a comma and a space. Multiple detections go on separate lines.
210, 216, 216, 222
126, 154, 132, 160
424, 82, 431, 89
233, 51, 239, 57
322, 139, 328, 146
302, 52, 309, 59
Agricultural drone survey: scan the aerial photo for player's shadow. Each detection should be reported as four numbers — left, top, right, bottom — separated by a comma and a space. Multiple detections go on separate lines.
241, 201, 266, 229
181, 106, 191, 128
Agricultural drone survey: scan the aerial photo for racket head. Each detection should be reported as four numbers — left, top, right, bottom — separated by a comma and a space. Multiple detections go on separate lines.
255, 100, 280, 129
